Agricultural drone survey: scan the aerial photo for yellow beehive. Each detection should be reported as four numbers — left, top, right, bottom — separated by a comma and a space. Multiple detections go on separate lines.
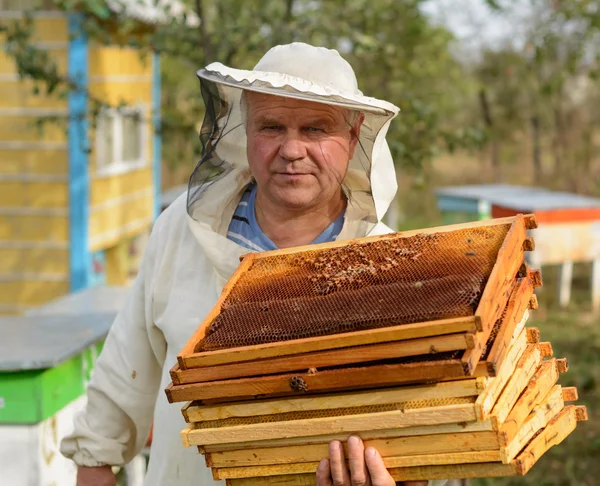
0, 2, 161, 314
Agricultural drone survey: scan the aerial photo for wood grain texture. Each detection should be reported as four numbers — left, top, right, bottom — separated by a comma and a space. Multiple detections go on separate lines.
538, 342, 553, 357
227, 462, 518, 484
475, 327, 529, 420
464, 215, 528, 374
523, 237, 535, 252
183, 379, 483, 423
485, 274, 533, 375
203, 419, 495, 453
512, 405, 578, 475
167, 358, 473, 403
499, 359, 560, 445
225, 417, 580, 486
227, 475, 317, 486
500, 385, 564, 462
212, 450, 503, 479
206, 431, 501, 467
388, 461, 518, 481
173, 333, 471, 384
490, 344, 543, 427
526, 327, 540, 343
529, 294, 539, 310
556, 358, 569, 373
561, 386, 579, 402
177, 317, 477, 369
575, 405, 588, 422
182, 403, 478, 446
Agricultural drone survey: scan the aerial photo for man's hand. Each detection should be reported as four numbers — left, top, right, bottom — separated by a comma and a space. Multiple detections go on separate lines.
76, 465, 116, 486
316, 435, 395, 486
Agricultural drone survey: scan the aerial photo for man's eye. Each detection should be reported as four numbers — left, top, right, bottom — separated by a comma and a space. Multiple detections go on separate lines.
261, 125, 283, 132
304, 127, 324, 133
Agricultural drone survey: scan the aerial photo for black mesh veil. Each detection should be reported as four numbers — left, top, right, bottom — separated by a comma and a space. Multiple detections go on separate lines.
186, 70, 399, 233
186, 78, 236, 213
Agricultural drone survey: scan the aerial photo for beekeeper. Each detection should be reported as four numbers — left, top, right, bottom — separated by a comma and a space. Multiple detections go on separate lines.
61, 42, 447, 486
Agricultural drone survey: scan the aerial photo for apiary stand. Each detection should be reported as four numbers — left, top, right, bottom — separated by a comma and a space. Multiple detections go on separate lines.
0, 286, 126, 485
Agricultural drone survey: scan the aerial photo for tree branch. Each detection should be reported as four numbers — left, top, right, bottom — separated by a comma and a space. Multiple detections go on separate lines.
195, 0, 214, 63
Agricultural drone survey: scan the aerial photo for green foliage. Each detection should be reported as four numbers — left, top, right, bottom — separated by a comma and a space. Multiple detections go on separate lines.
467, 0, 600, 184
2, 0, 599, 182
2, 0, 484, 173
2, 13, 63, 95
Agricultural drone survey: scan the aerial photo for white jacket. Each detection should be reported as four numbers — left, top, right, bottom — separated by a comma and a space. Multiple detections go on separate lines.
61, 43, 447, 486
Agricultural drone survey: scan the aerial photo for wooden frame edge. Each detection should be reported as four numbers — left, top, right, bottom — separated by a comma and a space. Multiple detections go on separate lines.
179, 316, 477, 369
177, 253, 257, 369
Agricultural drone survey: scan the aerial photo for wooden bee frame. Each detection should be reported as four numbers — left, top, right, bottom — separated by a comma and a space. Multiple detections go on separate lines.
167, 215, 538, 404
165, 214, 588, 484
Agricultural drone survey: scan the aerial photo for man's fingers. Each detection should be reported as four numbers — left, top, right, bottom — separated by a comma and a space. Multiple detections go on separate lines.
329, 440, 351, 486
347, 435, 370, 486
364, 447, 395, 486
316, 458, 333, 486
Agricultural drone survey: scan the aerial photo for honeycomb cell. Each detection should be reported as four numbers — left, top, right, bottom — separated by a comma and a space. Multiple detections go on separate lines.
195, 224, 511, 352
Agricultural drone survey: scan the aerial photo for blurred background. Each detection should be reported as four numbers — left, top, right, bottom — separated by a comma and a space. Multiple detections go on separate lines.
0, 0, 598, 485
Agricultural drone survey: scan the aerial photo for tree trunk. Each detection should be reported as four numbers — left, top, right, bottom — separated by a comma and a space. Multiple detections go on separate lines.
580, 124, 593, 191
478, 88, 500, 174
195, 0, 214, 63
553, 106, 564, 175
531, 114, 542, 180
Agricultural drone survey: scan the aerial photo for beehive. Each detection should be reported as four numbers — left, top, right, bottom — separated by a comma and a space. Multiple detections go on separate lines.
166, 215, 587, 485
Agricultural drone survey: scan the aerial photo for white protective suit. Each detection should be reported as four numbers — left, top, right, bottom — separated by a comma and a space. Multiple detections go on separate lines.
61, 43, 448, 486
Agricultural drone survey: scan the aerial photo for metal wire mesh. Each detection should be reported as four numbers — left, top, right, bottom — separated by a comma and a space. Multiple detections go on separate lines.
195, 224, 511, 352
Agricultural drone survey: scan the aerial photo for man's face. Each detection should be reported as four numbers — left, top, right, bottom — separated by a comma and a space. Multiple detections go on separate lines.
245, 92, 362, 213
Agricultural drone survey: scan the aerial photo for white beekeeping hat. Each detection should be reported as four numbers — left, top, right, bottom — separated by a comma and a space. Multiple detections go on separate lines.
188, 42, 400, 228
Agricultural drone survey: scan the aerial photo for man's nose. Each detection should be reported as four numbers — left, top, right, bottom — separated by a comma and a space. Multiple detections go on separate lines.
279, 131, 307, 161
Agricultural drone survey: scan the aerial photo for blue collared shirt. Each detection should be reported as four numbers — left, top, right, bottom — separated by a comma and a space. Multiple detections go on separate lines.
227, 184, 345, 251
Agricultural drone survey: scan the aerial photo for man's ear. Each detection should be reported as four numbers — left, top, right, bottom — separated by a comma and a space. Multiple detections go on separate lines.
348, 113, 365, 160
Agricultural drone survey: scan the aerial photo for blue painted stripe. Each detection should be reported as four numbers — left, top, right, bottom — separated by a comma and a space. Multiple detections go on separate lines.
67, 14, 90, 292
152, 52, 162, 219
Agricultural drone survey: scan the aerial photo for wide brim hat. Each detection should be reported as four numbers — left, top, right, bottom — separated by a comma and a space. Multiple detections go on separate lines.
188, 43, 400, 227
197, 43, 399, 116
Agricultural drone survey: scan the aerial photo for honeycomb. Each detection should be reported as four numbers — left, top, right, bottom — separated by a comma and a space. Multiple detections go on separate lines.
195, 224, 511, 352
193, 396, 475, 429
481, 309, 508, 360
